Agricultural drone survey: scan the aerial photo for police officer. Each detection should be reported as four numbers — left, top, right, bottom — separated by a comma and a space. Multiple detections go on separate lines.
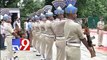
33, 15, 40, 51
52, 1, 66, 59
3, 14, 19, 60
45, 9, 55, 60
39, 13, 47, 59
31, 16, 36, 47
30, 14, 40, 54
33, 14, 41, 56
64, 4, 96, 60
97, 16, 104, 47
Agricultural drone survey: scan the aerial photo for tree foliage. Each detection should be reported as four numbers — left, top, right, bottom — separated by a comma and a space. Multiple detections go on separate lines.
20, 0, 45, 29
1, 0, 107, 20
77, 0, 107, 18
0, 0, 20, 8
21, 0, 45, 17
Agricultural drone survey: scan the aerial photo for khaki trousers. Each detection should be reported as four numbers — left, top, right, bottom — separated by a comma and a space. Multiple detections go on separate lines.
45, 36, 54, 60
36, 33, 41, 53
33, 31, 38, 49
98, 30, 103, 45
55, 39, 66, 60
5, 36, 14, 58
65, 46, 80, 60
32, 30, 36, 47
29, 30, 32, 46
40, 34, 46, 57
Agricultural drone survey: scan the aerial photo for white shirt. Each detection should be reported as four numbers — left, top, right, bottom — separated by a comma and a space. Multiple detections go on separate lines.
13, 20, 21, 29
25, 22, 29, 31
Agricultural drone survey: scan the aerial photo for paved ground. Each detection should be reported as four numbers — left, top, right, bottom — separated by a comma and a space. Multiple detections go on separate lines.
0, 29, 107, 60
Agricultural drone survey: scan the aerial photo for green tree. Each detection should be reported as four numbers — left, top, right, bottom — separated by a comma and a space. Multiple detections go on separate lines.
0, 0, 20, 8
20, 0, 45, 29
77, 0, 107, 29
21, 0, 45, 17
77, 0, 107, 18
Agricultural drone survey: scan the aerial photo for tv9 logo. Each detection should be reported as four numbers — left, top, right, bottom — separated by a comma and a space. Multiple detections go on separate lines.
12, 38, 30, 51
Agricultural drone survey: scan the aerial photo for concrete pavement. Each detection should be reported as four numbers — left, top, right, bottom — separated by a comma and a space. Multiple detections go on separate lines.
1, 43, 107, 60
0, 29, 107, 60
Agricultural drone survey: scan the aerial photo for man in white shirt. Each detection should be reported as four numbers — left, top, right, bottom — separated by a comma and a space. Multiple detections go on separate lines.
13, 17, 21, 31
97, 17, 105, 47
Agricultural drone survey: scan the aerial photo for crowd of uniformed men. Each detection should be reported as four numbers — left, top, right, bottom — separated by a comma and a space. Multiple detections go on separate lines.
0, 0, 105, 60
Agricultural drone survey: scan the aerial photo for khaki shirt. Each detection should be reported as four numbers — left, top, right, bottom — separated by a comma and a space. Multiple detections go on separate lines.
39, 21, 46, 33
52, 18, 66, 37
34, 22, 40, 33
64, 19, 84, 43
32, 22, 35, 30
4, 23, 14, 36
97, 21, 104, 30
45, 20, 54, 35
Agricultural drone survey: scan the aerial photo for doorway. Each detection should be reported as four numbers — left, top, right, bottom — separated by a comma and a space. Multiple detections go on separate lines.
11, 13, 17, 27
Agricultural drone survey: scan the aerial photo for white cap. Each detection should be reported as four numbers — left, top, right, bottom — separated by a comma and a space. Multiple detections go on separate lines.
4, 14, 8, 17
3, 14, 11, 21
40, 13, 45, 16
57, 6, 62, 10
35, 15, 38, 17
68, 4, 73, 7
40, 13, 45, 19
46, 10, 53, 15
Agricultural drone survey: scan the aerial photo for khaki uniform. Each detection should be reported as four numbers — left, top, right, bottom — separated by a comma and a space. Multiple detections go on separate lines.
4, 23, 14, 58
45, 20, 55, 60
39, 21, 46, 57
52, 18, 66, 60
34, 22, 41, 52
32, 22, 37, 48
31, 22, 36, 47
64, 19, 84, 60
97, 21, 104, 46
29, 22, 33, 46
33, 22, 40, 51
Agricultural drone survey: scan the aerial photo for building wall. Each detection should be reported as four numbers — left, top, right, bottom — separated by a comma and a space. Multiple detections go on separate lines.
9, 9, 20, 18
0, 8, 20, 18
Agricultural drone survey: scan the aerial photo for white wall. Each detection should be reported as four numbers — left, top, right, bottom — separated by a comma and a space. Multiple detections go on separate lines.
9, 9, 20, 18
